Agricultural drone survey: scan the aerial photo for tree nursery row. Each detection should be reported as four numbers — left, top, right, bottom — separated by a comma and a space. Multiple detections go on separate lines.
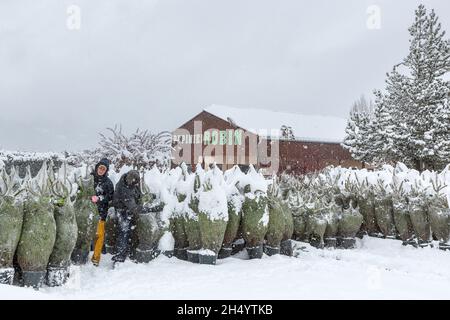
1, 161, 450, 289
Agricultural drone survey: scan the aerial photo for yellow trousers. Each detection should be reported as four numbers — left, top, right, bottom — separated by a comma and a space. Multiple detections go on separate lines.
92, 220, 105, 266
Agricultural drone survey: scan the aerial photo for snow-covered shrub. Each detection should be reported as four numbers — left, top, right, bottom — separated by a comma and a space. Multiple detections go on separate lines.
16, 164, 56, 288
196, 165, 228, 264
220, 166, 244, 259
0, 167, 24, 285
240, 166, 269, 259
47, 164, 78, 287
71, 170, 98, 265
97, 125, 172, 172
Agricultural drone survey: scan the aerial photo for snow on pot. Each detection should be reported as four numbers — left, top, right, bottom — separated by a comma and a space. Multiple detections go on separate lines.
71, 172, 98, 265
373, 181, 397, 239
220, 166, 244, 259
240, 166, 269, 259
46, 169, 78, 287
426, 178, 450, 250
196, 165, 228, 265
0, 167, 24, 285
16, 164, 57, 289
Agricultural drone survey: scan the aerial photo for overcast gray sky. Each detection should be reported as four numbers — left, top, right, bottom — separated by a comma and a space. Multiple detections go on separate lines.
0, 0, 449, 152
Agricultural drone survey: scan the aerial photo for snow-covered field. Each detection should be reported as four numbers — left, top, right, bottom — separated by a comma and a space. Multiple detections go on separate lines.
2, 236, 450, 300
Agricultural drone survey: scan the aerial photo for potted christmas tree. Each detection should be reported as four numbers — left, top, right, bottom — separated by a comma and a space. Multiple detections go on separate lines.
240, 166, 269, 259
373, 180, 397, 239
197, 165, 228, 264
71, 170, 98, 265
391, 181, 415, 246
185, 167, 203, 263
47, 166, 78, 287
409, 182, 432, 247
427, 178, 450, 250
16, 164, 57, 289
265, 178, 286, 256
0, 167, 24, 285
220, 166, 244, 259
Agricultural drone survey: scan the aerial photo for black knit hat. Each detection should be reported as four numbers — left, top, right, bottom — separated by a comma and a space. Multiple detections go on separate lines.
97, 158, 110, 170
125, 170, 140, 186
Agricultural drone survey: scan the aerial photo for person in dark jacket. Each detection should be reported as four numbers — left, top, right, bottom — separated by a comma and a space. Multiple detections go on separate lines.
91, 158, 115, 266
112, 170, 142, 265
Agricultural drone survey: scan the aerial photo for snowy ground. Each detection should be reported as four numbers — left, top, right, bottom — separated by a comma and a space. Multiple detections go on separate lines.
2, 236, 450, 300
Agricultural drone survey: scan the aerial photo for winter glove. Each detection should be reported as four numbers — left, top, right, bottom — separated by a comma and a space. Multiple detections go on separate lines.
91, 196, 99, 203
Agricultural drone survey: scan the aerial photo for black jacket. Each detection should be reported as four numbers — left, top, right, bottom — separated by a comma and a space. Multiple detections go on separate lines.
113, 172, 142, 215
92, 160, 114, 221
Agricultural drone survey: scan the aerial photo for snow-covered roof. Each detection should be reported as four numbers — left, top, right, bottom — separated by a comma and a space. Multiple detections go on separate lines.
204, 104, 347, 143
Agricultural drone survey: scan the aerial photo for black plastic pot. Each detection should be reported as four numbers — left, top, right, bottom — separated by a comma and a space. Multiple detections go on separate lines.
174, 248, 188, 261
246, 245, 264, 259
264, 245, 280, 256
418, 240, 433, 248
231, 238, 246, 255
402, 239, 418, 248
187, 250, 199, 263
218, 247, 232, 259
198, 253, 217, 265
0, 268, 14, 285
133, 248, 161, 264
71, 248, 90, 265
280, 239, 293, 256
439, 242, 450, 251
309, 238, 324, 249
324, 238, 337, 249
46, 266, 70, 287
22, 271, 46, 289
162, 250, 174, 258
337, 237, 356, 249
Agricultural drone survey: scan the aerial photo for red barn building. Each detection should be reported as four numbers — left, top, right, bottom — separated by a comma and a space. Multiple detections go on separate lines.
172, 105, 361, 175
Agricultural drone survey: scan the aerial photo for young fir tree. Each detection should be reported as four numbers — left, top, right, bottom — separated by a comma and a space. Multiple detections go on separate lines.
342, 95, 375, 164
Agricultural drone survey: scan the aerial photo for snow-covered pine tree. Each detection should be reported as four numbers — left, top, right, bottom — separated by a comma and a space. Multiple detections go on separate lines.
351, 5, 449, 170
401, 5, 450, 170
371, 5, 449, 170
342, 95, 374, 164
